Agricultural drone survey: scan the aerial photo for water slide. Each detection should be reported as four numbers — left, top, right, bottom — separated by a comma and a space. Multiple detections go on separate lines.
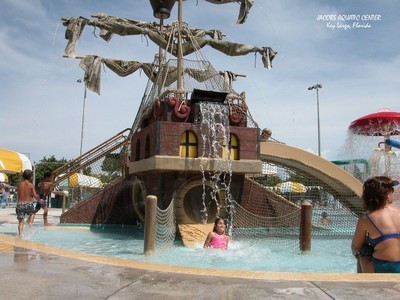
178, 224, 213, 248
259, 141, 363, 213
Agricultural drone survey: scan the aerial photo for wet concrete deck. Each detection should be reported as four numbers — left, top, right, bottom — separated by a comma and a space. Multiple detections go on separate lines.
1, 206, 400, 299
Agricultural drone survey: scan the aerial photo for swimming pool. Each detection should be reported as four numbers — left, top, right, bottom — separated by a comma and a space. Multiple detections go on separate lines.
0, 224, 357, 273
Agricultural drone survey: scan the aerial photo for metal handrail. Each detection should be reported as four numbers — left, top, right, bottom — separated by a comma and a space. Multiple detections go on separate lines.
50, 128, 132, 189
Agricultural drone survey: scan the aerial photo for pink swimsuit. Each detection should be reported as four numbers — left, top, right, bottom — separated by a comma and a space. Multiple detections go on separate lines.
209, 233, 228, 250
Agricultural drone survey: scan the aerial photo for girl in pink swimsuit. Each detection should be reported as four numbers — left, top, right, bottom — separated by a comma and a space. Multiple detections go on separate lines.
203, 217, 229, 250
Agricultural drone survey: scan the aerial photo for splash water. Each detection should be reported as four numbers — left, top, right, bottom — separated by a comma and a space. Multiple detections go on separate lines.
343, 110, 400, 182
342, 131, 400, 181
197, 102, 233, 223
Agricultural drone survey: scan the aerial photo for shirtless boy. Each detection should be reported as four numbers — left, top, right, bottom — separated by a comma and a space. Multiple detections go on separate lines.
16, 169, 42, 237
30, 172, 52, 226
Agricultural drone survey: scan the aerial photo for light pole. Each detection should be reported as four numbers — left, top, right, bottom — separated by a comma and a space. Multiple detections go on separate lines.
77, 78, 87, 156
308, 84, 322, 156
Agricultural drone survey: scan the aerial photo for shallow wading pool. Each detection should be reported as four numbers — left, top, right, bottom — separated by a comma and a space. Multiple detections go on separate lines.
0, 224, 357, 273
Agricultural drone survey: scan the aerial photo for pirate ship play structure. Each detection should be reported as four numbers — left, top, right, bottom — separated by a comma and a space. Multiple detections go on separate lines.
54, 1, 363, 247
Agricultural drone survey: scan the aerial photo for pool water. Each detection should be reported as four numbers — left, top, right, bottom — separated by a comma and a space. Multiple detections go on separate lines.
0, 224, 357, 273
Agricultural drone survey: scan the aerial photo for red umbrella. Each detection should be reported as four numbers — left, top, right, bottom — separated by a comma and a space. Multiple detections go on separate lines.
348, 111, 400, 136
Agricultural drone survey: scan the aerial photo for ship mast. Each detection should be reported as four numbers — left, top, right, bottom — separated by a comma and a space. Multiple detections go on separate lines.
157, 18, 164, 96
149, 0, 179, 94
177, 0, 183, 92
152, 0, 184, 96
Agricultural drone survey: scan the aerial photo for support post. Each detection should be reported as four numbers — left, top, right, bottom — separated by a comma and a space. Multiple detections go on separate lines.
300, 200, 312, 252
144, 195, 158, 255
52, 191, 67, 214
61, 193, 66, 214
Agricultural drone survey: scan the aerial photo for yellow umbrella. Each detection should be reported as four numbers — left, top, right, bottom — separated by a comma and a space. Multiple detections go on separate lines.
0, 148, 32, 174
69, 173, 102, 188
276, 181, 307, 193
0, 173, 8, 182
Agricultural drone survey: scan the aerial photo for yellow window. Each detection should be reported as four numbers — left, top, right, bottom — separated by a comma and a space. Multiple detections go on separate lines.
179, 131, 198, 158
222, 134, 239, 160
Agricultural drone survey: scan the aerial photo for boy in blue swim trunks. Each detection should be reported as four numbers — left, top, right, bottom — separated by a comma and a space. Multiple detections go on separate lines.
29, 172, 52, 226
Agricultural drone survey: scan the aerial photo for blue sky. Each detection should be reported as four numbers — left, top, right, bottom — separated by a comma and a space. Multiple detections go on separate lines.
1, 0, 399, 163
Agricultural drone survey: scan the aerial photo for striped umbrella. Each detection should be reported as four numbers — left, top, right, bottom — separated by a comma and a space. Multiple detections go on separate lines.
0, 148, 32, 174
0, 173, 8, 182
276, 181, 307, 193
58, 173, 103, 188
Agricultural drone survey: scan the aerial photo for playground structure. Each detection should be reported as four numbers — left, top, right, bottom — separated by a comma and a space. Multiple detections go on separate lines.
49, 1, 368, 249
348, 110, 400, 183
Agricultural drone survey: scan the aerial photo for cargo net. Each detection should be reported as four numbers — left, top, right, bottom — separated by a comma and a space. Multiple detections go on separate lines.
155, 196, 176, 249
242, 161, 359, 242
152, 161, 360, 250
54, 149, 127, 208
230, 200, 301, 249
130, 57, 258, 136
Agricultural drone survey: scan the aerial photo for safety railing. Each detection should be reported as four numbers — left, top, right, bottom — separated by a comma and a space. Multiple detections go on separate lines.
50, 128, 132, 189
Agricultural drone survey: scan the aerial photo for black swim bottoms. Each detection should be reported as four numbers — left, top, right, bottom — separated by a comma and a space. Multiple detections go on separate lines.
359, 243, 374, 257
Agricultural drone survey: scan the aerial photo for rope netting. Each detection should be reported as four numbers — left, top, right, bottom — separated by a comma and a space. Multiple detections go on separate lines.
129, 21, 258, 137
153, 157, 360, 250
155, 195, 176, 249
230, 200, 301, 248
53, 145, 128, 208
246, 160, 359, 240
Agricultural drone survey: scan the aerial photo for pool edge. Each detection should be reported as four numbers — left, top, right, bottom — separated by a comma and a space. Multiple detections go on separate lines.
1, 233, 399, 282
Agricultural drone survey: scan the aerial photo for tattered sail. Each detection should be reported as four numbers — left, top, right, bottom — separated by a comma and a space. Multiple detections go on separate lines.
62, 13, 276, 94
63, 14, 275, 64
205, 0, 254, 24
79, 55, 224, 95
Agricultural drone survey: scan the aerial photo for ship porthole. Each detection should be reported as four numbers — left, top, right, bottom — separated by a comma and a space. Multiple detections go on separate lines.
175, 178, 226, 224
132, 178, 147, 223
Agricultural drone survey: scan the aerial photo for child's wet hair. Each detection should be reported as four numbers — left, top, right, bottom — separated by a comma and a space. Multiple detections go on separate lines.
213, 217, 226, 232
22, 169, 33, 180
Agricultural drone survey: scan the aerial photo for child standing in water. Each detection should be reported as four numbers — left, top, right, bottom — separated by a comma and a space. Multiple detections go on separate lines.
16, 170, 42, 237
203, 217, 229, 250
29, 172, 52, 226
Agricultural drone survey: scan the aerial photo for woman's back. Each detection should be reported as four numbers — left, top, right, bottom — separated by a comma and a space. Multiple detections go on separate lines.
367, 206, 400, 261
